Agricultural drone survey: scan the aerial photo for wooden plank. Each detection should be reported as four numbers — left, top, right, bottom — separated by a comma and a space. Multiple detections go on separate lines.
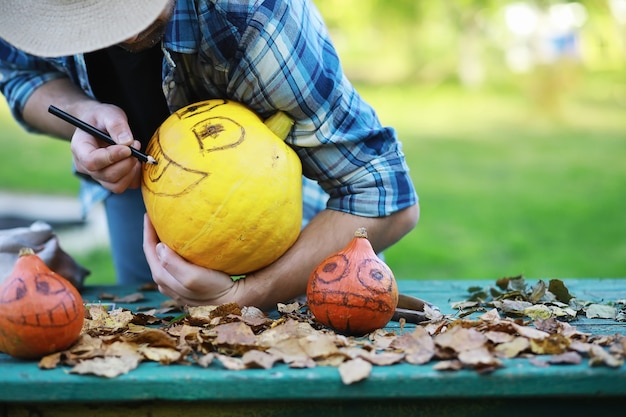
0, 278, 624, 406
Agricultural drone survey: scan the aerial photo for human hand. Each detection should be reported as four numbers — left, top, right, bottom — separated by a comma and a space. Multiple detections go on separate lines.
142, 215, 240, 306
69, 102, 142, 193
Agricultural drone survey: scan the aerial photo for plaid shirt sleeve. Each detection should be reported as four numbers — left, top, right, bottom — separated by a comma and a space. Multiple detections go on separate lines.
0, 40, 68, 130
190, 0, 417, 218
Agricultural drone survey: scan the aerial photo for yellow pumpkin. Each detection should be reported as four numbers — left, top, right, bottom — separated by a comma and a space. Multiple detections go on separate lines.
142, 99, 302, 276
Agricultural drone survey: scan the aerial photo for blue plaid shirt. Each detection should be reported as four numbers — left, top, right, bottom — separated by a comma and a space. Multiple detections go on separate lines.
0, 0, 417, 223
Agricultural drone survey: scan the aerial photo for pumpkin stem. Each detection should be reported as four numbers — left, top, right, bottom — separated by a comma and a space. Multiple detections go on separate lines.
18, 247, 35, 257
354, 227, 368, 239
264, 111, 294, 141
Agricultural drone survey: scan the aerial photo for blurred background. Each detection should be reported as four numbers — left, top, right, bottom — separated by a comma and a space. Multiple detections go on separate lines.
1, 0, 625, 284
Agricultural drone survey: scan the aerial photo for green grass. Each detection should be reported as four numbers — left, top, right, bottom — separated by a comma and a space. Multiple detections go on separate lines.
359, 77, 626, 281
1, 71, 625, 285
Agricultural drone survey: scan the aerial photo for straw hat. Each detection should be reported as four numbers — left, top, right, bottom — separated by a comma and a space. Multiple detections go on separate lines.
0, 0, 171, 57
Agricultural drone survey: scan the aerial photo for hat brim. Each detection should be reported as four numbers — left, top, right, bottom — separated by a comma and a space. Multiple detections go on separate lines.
0, 0, 171, 57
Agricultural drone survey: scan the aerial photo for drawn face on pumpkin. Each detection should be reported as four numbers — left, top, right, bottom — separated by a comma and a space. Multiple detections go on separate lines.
308, 254, 397, 314
0, 273, 83, 327
142, 100, 246, 198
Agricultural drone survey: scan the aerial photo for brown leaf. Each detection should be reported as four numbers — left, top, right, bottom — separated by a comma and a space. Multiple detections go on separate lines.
568, 340, 592, 354
530, 334, 570, 355
608, 336, 626, 356
298, 333, 340, 359
338, 358, 372, 385
359, 350, 404, 366
434, 325, 487, 352
70, 354, 142, 378
494, 336, 530, 358
589, 345, 624, 368
389, 326, 434, 365
242, 350, 279, 370
433, 359, 463, 371
457, 347, 501, 369
186, 303, 242, 325
257, 319, 317, 347
212, 322, 257, 352
479, 309, 501, 321
586, 304, 617, 319
266, 338, 314, 367
123, 327, 178, 349
277, 301, 303, 314
369, 328, 397, 350
484, 330, 515, 344
38, 352, 62, 370
548, 279, 574, 304
104, 340, 141, 358
136, 345, 183, 364
494, 299, 533, 316
215, 353, 247, 370
548, 351, 582, 365
84, 307, 134, 334
195, 353, 215, 368
113, 292, 145, 303
66, 334, 106, 360
510, 322, 549, 340
239, 306, 272, 329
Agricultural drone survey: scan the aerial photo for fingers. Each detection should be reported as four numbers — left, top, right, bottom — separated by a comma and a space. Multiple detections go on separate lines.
69, 104, 143, 193
142, 214, 237, 305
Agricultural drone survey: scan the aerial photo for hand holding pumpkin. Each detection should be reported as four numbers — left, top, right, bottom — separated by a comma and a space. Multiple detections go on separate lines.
143, 215, 239, 306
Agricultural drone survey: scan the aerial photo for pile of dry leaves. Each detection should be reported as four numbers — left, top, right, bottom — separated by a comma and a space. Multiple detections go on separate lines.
39, 277, 625, 385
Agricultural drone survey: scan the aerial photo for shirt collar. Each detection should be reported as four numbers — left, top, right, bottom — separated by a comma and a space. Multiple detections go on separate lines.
163, 0, 200, 54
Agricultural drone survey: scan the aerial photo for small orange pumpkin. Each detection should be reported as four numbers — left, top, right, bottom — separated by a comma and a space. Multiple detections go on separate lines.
0, 248, 84, 359
306, 228, 399, 336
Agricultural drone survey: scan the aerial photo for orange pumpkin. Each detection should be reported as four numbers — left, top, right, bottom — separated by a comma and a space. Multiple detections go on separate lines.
306, 228, 398, 336
0, 248, 84, 359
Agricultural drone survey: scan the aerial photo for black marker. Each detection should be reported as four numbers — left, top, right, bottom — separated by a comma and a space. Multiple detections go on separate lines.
48, 105, 157, 165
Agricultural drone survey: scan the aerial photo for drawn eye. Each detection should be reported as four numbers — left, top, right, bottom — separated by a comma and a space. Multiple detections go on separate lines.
35, 273, 68, 296
0, 278, 28, 303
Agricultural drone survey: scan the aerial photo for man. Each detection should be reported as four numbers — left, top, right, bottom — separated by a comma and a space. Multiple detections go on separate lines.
0, 0, 419, 311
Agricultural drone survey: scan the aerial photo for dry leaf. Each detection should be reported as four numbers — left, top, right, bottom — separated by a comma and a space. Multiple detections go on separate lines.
548, 351, 582, 365
38, 352, 62, 370
242, 350, 279, 370
433, 359, 463, 371
266, 338, 313, 367
298, 333, 340, 359
494, 336, 530, 358
338, 358, 372, 385
70, 354, 141, 378
136, 346, 183, 364
457, 347, 502, 369
195, 353, 214, 368
530, 334, 570, 355
586, 304, 616, 319
434, 325, 487, 352
589, 345, 624, 368
215, 353, 247, 370
389, 326, 434, 365
359, 350, 404, 366
113, 292, 145, 303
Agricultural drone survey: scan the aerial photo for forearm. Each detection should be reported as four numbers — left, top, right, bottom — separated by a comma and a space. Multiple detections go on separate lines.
235, 204, 419, 311
22, 77, 95, 139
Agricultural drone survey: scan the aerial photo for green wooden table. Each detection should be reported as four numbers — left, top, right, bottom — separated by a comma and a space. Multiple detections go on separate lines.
1, 278, 625, 417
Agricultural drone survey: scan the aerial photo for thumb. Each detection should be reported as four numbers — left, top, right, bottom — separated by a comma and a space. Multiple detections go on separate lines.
156, 242, 168, 261
110, 127, 134, 146
99, 108, 134, 146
